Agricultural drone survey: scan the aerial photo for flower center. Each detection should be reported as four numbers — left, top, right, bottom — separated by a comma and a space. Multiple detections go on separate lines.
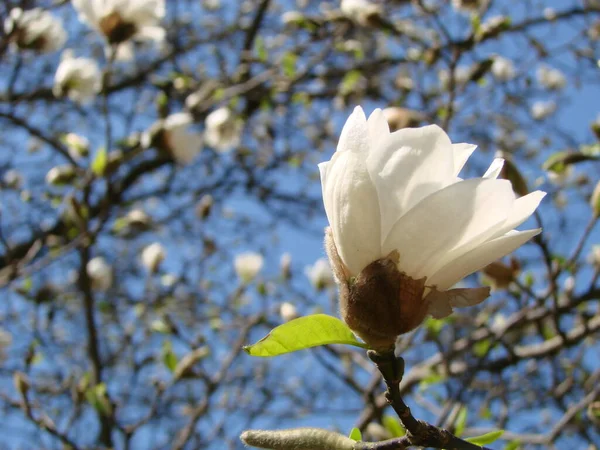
99, 12, 137, 44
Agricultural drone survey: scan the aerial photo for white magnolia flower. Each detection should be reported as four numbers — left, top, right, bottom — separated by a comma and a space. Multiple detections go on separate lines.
382, 107, 425, 131
438, 66, 470, 90
72, 0, 165, 46
141, 242, 166, 273
451, 0, 487, 13
87, 257, 113, 291
125, 208, 152, 227
536, 65, 567, 90
304, 258, 335, 290
491, 56, 516, 82
161, 113, 203, 164
452, 0, 484, 12
279, 302, 298, 322
53, 51, 102, 104
204, 108, 243, 152
62, 133, 90, 159
531, 100, 557, 120
340, 0, 382, 27
320, 107, 545, 347
4, 8, 66, 53
280, 253, 292, 279
234, 252, 263, 283
46, 165, 76, 185
3, 169, 23, 189
588, 245, 600, 267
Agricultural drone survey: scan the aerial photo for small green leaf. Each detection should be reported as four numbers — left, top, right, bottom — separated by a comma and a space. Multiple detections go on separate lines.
340, 70, 362, 96
282, 52, 297, 78
91, 148, 107, 176
162, 341, 177, 372
348, 428, 362, 441
466, 430, 505, 446
542, 150, 599, 173
383, 415, 406, 437
255, 37, 267, 62
503, 440, 521, 450
243, 314, 368, 357
455, 407, 468, 436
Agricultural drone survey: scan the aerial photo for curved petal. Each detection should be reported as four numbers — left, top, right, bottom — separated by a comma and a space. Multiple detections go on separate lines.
367, 125, 456, 241
483, 158, 505, 179
367, 108, 390, 149
337, 106, 368, 154
323, 150, 381, 276
452, 143, 477, 176
427, 228, 541, 290
382, 178, 514, 279
426, 287, 490, 319
491, 190, 546, 239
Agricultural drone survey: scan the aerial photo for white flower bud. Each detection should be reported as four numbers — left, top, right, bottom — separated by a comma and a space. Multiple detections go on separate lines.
234, 252, 263, 283
279, 302, 298, 322
141, 243, 166, 273
87, 257, 113, 291
304, 258, 334, 290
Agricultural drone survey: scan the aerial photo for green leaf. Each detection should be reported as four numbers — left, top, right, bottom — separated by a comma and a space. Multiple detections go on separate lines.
162, 341, 177, 372
542, 150, 599, 173
455, 407, 468, 436
466, 430, 505, 446
383, 415, 406, 437
503, 440, 521, 450
282, 52, 297, 78
243, 314, 368, 357
91, 148, 107, 176
348, 428, 362, 441
340, 70, 362, 96
255, 37, 267, 62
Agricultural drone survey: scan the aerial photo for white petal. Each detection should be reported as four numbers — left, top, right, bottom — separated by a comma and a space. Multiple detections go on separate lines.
324, 150, 381, 276
337, 106, 368, 154
452, 143, 477, 176
425, 287, 490, 319
491, 190, 546, 239
427, 229, 541, 290
318, 161, 332, 226
483, 158, 504, 179
367, 108, 390, 148
366, 124, 456, 241
382, 178, 514, 279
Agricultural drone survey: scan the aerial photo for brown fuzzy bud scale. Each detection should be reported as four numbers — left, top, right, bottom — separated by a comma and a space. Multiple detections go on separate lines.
325, 228, 429, 351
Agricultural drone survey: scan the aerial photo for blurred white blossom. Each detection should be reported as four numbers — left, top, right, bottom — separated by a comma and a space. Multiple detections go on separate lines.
234, 252, 263, 283
280, 253, 292, 279
46, 165, 76, 185
72, 0, 165, 51
54, 51, 102, 104
3, 170, 23, 189
62, 133, 90, 159
87, 257, 113, 291
4, 7, 66, 53
537, 65, 567, 90
531, 100, 557, 120
279, 302, 298, 322
141, 242, 166, 273
491, 56, 516, 82
451, 0, 487, 13
161, 113, 203, 164
205, 108, 243, 152
340, 0, 382, 27
304, 258, 334, 290
438, 66, 470, 90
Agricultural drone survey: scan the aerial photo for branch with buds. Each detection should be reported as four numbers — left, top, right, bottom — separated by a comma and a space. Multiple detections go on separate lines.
240, 351, 494, 450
